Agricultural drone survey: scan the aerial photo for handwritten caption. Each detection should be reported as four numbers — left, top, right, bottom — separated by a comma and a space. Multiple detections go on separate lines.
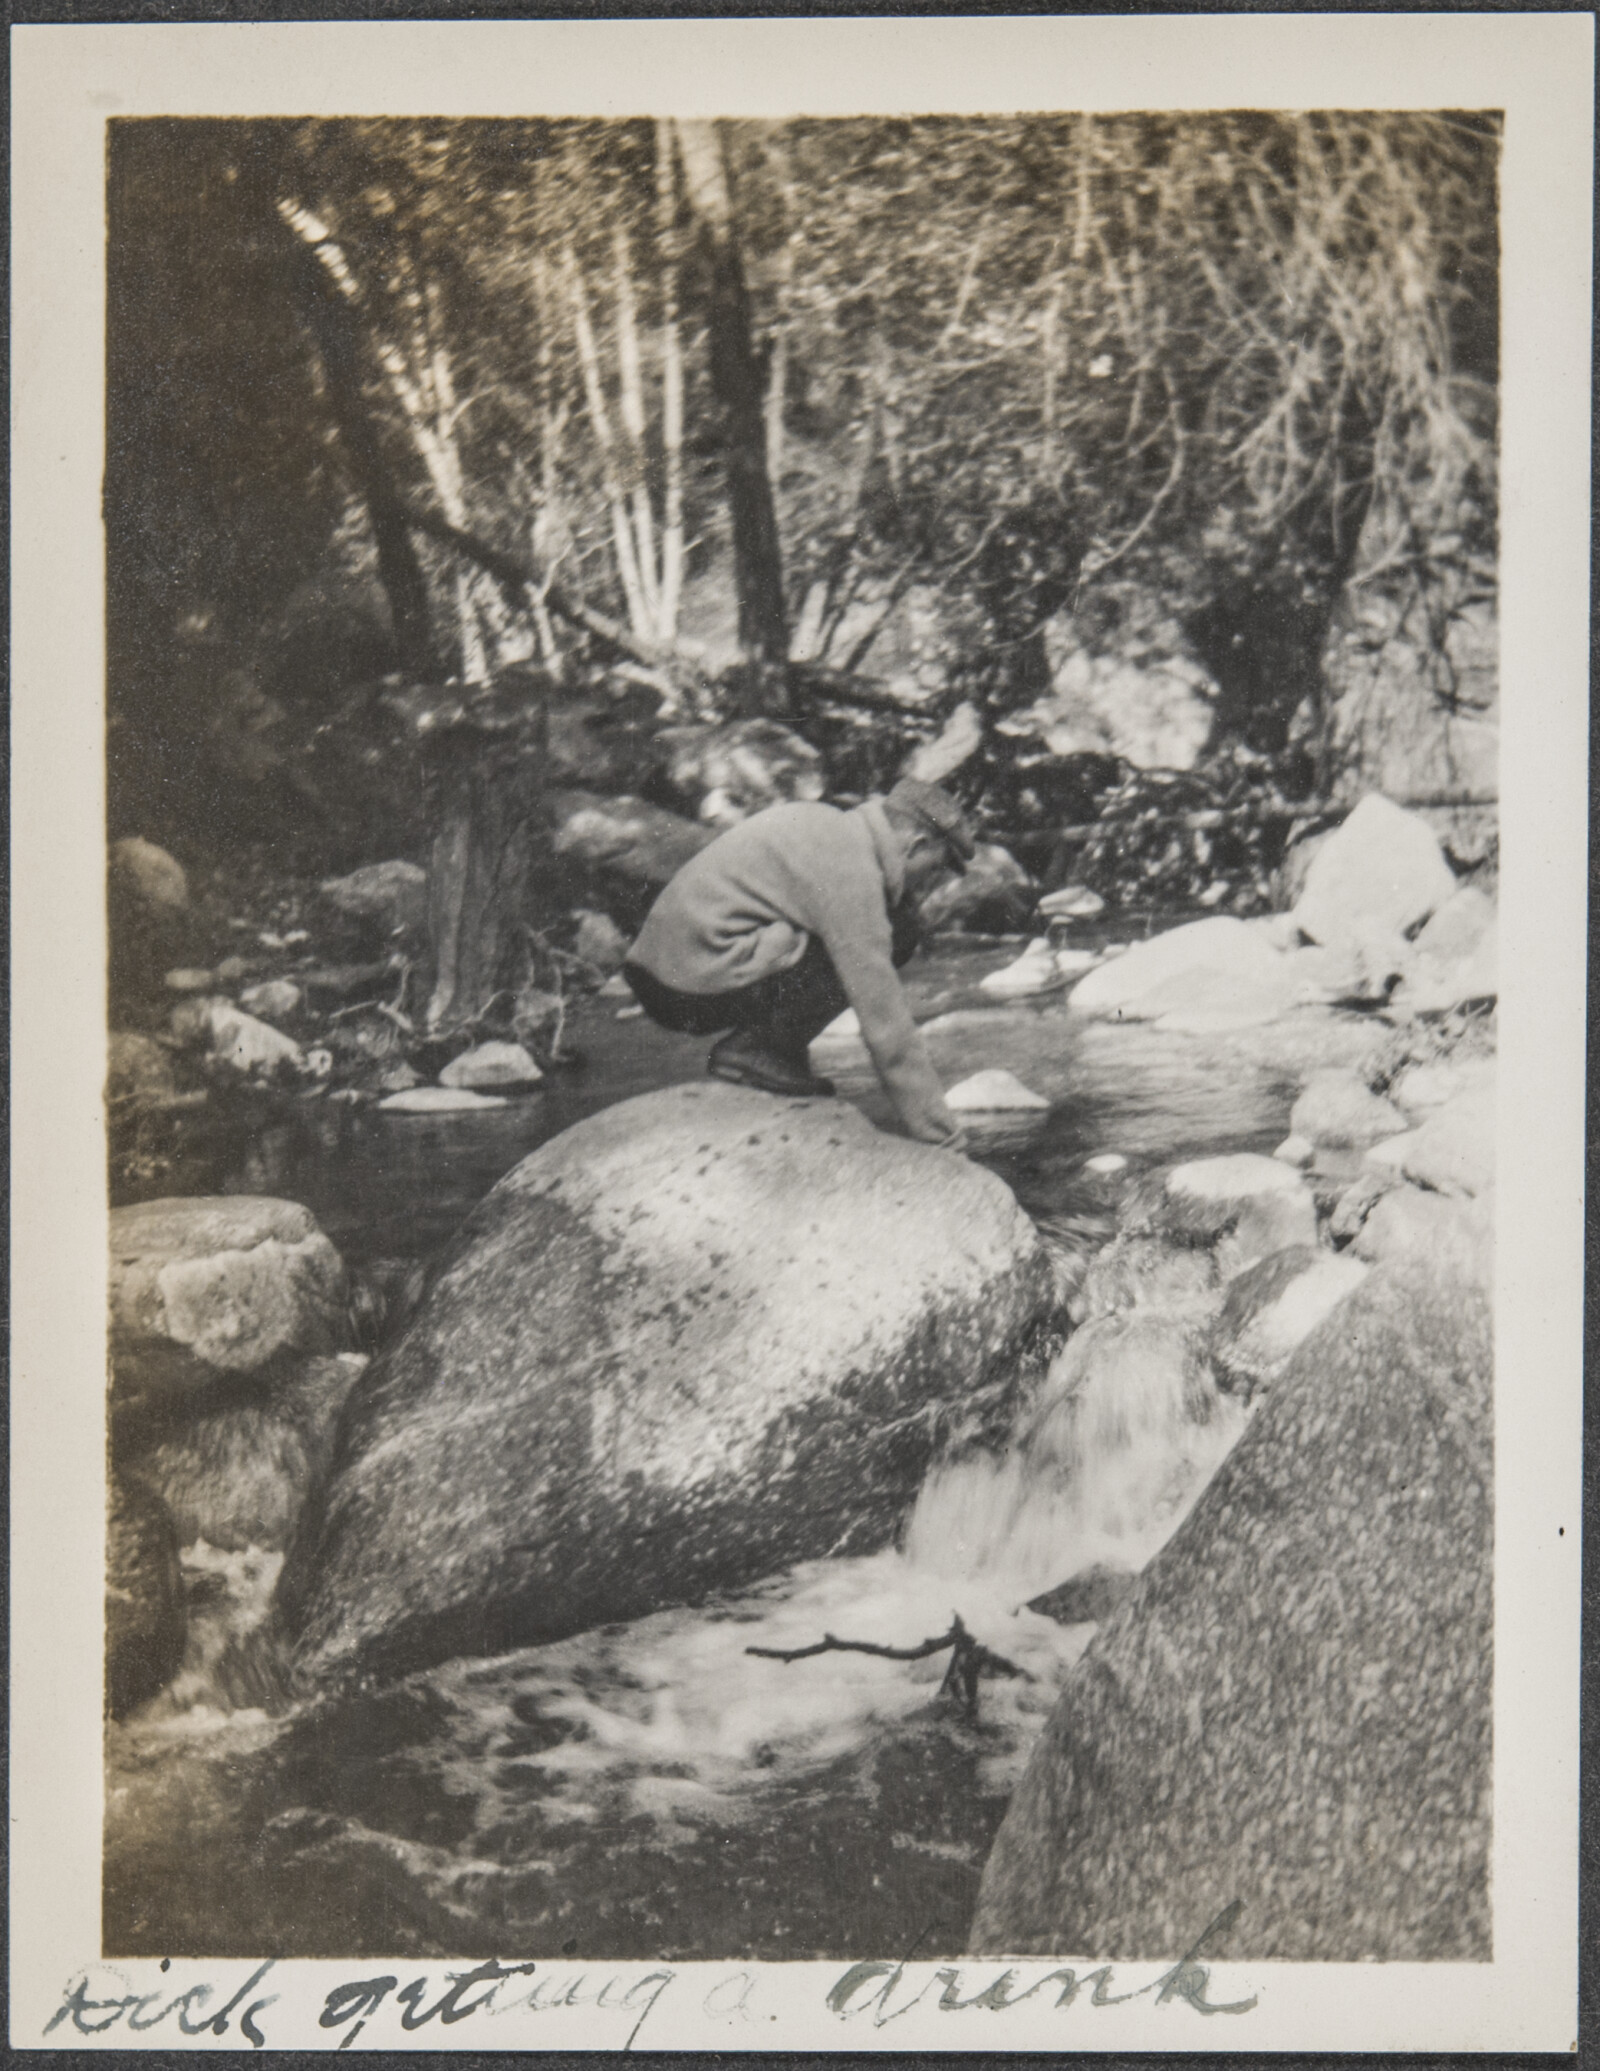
47, 1907, 1256, 2047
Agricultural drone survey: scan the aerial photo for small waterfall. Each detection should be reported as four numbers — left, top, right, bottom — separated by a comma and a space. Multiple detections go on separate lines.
904, 1306, 1252, 1601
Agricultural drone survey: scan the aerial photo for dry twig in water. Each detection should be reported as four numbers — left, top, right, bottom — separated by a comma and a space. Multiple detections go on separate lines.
747, 1613, 1030, 1724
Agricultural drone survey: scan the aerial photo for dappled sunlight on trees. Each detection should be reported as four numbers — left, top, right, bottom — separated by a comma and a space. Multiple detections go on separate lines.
107, 110, 1497, 967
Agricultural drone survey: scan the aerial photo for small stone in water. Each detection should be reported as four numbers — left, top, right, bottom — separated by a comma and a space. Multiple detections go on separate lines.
597, 972, 635, 999
440, 1041, 543, 1090
1085, 1152, 1128, 1175
379, 1086, 509, 1113
615, 1004, 645, 1020
945, 1069, 1050, 1112
164, 968, 215, 993
1168, 1152, 1308, 1202
1038, 884, 1105, 921
1274, 1134, 1316, 1168
980, 939, 1066, 997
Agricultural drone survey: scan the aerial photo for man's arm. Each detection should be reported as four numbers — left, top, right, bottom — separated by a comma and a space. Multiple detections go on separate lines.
806, 866, 962, 1148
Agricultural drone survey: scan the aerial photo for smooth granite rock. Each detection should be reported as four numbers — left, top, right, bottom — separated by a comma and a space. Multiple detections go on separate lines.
281, 1083, 1054, 1686
972, 1256, 1492, 1960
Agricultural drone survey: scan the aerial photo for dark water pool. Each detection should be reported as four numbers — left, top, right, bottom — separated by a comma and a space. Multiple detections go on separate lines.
197, 935, 1359, 1265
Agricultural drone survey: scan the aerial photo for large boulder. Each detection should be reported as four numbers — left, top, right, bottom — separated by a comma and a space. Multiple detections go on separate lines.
1352, 1185, 1494, 1287
168, 997, 306, 1084
1391, 888, 1498, 1015
108, 838, 197, 1003
1286, 925, 1415, 1006
1136, 1153, 1319, 1270
1390, 1052, 1496, 1123
1271, 825, 1335, 912
106, 1475, 186, 1719
1318, 565, 1498, 868
971, 1256, 1492, 1959
1290, 794, 1458, 953
318, 860, 428, 944
1209, 1245, 1368, 1395
1067, 917, 1296, 1028
1289, 1068, 1409, 1152
111, 836, 189, 914
109, 1197, 352, 1406
280, 1084, 1054, 1686
1387, 1083, 1496, 1200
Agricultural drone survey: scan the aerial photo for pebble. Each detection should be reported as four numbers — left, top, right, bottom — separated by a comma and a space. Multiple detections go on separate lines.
439, 1041, 543, 1091
615, 1005, 645, 1020
980, 939, 1068, 997
163, 968, 215, 993
945, 1069, 1050, 1112
1084, 1152, 1128, 1175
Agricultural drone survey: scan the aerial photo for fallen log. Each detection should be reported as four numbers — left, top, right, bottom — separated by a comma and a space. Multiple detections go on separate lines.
404, 505, 712, 704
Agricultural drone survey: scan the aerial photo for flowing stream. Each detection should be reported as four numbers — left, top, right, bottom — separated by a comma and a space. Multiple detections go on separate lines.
106, 938, 1370, 1960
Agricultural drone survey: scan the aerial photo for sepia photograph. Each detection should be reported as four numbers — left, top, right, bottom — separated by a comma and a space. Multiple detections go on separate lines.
10, 15, 1588, 2053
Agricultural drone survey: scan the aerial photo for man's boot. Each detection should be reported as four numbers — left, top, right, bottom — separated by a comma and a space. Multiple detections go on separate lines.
708, 1030, 836, 1099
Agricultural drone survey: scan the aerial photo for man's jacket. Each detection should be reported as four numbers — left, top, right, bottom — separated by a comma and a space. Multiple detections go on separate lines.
628, 797, 958, 1145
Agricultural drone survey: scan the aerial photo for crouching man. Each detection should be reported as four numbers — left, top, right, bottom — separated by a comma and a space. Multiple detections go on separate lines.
623, 777, 973, 1150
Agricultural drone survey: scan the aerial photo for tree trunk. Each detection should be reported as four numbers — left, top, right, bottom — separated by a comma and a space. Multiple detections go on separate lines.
296, 253, 436, 681
655, 118, 686, 646
565, 247, 652, 639
706, 236, 789, 674
422, 720, 544, 1032
675, 120, 789, 682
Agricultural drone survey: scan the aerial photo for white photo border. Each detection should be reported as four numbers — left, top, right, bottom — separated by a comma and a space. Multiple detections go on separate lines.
10, 12, 1590, 2051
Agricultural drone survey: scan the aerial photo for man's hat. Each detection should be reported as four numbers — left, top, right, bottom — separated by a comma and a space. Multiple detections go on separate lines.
886, 778, 977, 868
